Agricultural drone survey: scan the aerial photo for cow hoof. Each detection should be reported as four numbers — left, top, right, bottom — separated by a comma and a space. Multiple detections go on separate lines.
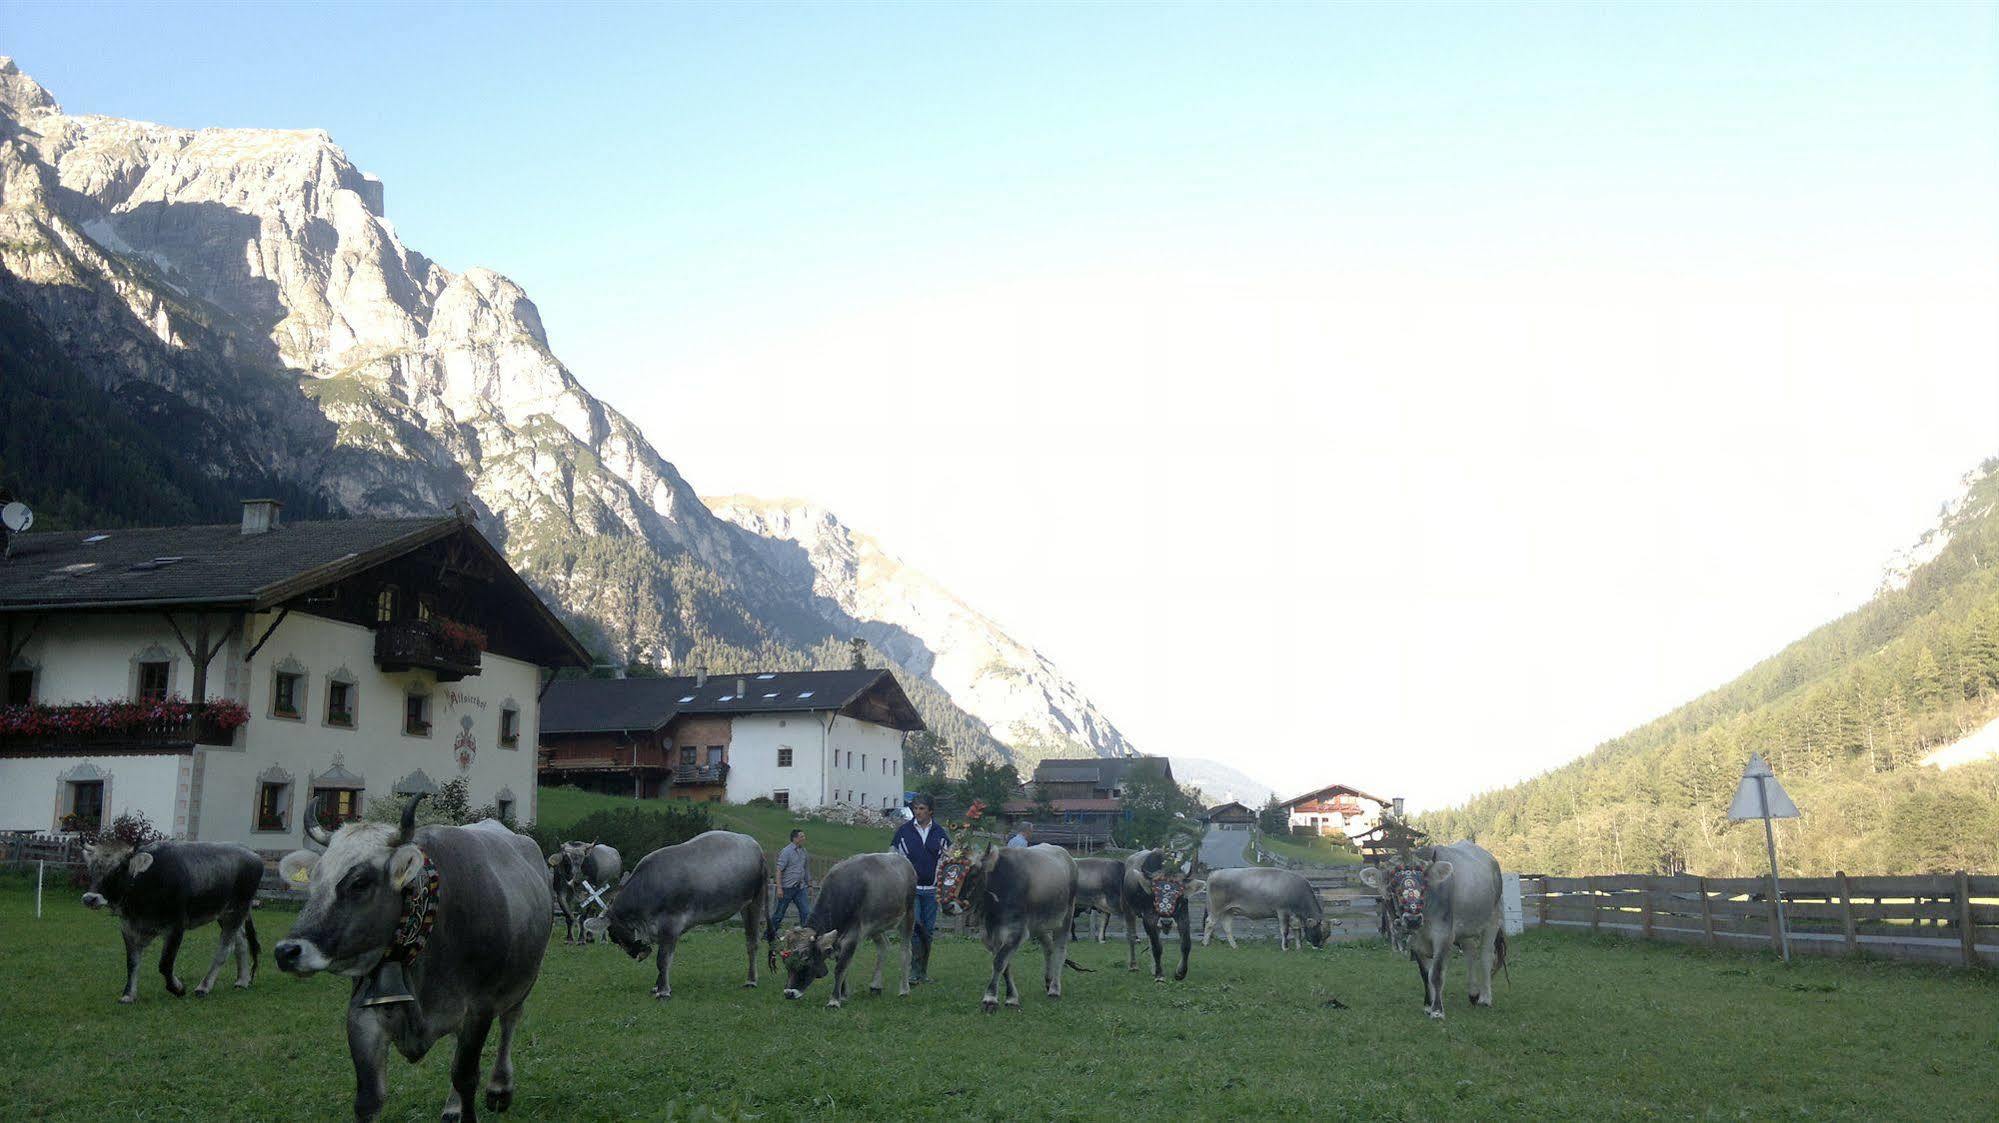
441, 1109, 463, 1123
165, 978, 185, 997
194, 985, 212, 998
117, 994, 136, 1005
981, 998, 998, 1013
234, 981, 251, 990
1475, 996, 1493, 1008
1175, 970, 1188, 982
485, 1088, 513, 1112
652, 989, 672, 1000
1005, 996, 1021, 1008
1427, 1009, 1445, 1020
741, 981, 758, 989
826, 998, 842, 1009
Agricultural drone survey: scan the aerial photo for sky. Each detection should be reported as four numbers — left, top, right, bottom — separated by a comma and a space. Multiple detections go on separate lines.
9, 2, 1998, 808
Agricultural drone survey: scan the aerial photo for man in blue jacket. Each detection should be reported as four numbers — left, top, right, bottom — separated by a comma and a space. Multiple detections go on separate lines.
891, 793, 949, 984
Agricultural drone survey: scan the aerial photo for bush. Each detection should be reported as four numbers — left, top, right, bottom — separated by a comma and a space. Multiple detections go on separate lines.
527, 804, 713, 864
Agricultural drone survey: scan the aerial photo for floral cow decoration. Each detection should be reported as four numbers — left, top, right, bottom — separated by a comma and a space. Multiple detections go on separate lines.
933, 800, 989, 914
1147, 826, 1204, 917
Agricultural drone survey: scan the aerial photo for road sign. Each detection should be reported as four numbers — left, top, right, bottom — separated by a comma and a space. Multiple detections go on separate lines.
1729, 753, 1799, 962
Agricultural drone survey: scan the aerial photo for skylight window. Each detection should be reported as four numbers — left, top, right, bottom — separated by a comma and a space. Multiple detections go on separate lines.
762, 692, 778, 699
718, 695, 734, 703
797, 691, 815, 700
83, 534, 110, 544
677, 696, 695, 703
127, 556, 187, 572
755, 673, 776, 680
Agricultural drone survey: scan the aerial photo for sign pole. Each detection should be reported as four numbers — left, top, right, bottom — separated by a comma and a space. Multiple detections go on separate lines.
1758, 776, 1789, 963
37, 859, 45, 919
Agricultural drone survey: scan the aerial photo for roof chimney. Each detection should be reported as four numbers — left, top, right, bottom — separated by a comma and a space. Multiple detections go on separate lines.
735, 676, 746, 699
241, 498, 282, 535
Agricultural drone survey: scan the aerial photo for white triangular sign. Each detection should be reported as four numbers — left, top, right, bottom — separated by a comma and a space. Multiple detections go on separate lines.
1728, 754, 1800, 821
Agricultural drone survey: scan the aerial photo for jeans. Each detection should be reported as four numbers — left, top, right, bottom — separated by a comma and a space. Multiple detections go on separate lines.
768, 884, 811, 940
911, 889, 938, 978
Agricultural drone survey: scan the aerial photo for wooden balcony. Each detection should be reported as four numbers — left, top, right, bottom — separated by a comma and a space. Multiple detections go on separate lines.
670, 762, 729, 786
0, 701, 241, 753
374, 620, 482, 682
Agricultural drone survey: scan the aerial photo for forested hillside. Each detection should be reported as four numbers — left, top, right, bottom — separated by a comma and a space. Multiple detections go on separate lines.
1422, 460, 1999, 877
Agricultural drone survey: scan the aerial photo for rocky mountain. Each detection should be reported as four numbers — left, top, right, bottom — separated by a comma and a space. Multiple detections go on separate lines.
707, 496, 1138, 767
0, 57, 1159, 774
1169, 757, 1278, 807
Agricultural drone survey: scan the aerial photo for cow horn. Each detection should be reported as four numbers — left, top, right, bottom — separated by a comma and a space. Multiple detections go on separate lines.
397, 792, 428, 845
303, 796, 334, 848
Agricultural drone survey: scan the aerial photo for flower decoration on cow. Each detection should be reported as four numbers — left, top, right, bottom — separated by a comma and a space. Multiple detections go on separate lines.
935, 799, 991, 915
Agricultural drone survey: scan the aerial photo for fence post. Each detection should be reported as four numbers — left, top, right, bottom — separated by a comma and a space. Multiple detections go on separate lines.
36, 859, 44, 919
1537, 878, 1549, 928
1589, 877, 1602, 934
1766, 879, 1783, 955
1957, 870, 1976, 968
1641, 876, 1655, 940
1837, 870, 1858, 957
1698, 876, 1715, 947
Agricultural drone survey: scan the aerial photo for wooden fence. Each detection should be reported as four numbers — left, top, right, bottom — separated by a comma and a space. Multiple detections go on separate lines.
1521, 872, 1999, 968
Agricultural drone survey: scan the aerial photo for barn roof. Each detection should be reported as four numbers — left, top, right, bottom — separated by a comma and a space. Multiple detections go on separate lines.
540, 669, 925, 735
1030, 755, 1174, 788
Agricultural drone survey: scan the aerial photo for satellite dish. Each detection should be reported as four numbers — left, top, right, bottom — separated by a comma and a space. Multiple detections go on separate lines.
0, 502, 31, 533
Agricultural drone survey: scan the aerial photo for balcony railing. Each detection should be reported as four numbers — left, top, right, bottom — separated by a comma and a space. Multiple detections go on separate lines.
670, 763, 729, 785
374, 619, 482, 682
0, 698, 245, 751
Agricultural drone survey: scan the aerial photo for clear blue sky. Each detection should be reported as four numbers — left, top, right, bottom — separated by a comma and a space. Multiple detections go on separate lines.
9, 3, 1998, 804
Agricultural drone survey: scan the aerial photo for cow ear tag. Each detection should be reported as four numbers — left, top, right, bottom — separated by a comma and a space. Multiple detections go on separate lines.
547, 852, 563, 867
390, 845, 423, 889
128, 852, 154, 874
280, 850, 318, 885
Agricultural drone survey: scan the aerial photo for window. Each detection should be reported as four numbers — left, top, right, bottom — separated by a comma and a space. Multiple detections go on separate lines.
861, 754, 867, 772
773, 790, 790, 808
680, 746, 696, 766
66, 780, 104, 832
256, 781, 292, 832
272, 670, 304, 719
375, 586, 398, 623
496, 796, 515, 822
777, 747, 793, 768
312, 787, 361, 828
705, 745, 724, 765
893, 761, 899, 777
499, 705, 521, 747
137, 660, 170, 702
5, 667, 33, 705
844, 751, 852, 769
404, 692, 432, 736
326, 680, 355, 728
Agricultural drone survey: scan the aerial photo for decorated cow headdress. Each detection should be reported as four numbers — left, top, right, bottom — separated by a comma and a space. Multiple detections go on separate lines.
933, 799, 988, 912
1146, 821, 1204, 917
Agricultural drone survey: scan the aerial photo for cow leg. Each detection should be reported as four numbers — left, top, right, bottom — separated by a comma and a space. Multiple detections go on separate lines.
347, 1007, 391, 1123
1425, 947, 1448, 1020
829, 939, 858, 1009
485, 1001, 525, 1113
1225, 913, 1240, 950
652, 936, 678, 999
1201, 907, 1214, 947
1174, 903, 1192, 981
195, 910, 245, 996
1125, 908, 1141, 972
442, 1012, 493, 1123
984, 932, 1023, 1012
1472, 928, 1497, 1007
1096, 910, 1108, 943
869, 933, 887, 994
897, 906, 914, 996
234, 912, 260, 988
557, 898, 574, 944
742, 895, 764, 988
157, 924, 187, 997
1146, 916, 1165, 980
1047, 926, 1072, 998
118, 924, 152, 1004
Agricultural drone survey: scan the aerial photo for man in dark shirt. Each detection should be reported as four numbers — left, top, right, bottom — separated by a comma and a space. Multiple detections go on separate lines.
890, 794, 949, 983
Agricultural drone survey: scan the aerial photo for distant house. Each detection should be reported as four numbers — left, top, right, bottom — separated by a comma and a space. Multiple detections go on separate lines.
1030, 755, 1175, 801
537, 669, 923, 811
0, 501, 588, 848
1279, 783, 1392, 842
1205, 800, 1257, 829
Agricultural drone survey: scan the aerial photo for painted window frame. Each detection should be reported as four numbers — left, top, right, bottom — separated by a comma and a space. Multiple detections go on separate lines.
499, 702, 521, 748
129, 644, 177, 703
403, 690, 433, 737
253, 766, 295, 834
269, 657, 307, 721
323, 670, 358, 730
777, 747, 793, 768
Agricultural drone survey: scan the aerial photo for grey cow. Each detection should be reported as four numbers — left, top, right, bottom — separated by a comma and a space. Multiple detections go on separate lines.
1358, 840, 1507, 1020
1070, 857, 1127, 942
547, 841, 622, 944
1202, 867, 1329, 950
940, 842, 1087, 1011
604, 829, 768, 999
274, 796, 553, 1123
776, 851, 916, 1007
1118, 849, 1205, 981
81, 838, 263, 1003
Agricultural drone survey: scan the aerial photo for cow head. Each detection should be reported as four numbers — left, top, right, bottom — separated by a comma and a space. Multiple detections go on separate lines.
272, 794, 429, 978
79, 839, 153, 912
604, 893, 655, 960
776, 926, 840, 997
1359, 857, 1454, 937
937, 843, 998, 917
546, 840, 595, 899
1300, 915, 1329, 948
1147, 867, 1205, 918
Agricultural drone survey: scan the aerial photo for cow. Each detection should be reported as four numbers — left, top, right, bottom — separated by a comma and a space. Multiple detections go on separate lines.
775, 851, 915, 1007
1071, 857, 1127, 942
1358, 840, 1507, 1020
937, 841, 1087, 1011
81, 837, 263, 1004
1202, 867, 1329, 950
546, 840, 622, 945
602, 829, 768, 999
273, 794, 553, 1122
1118, 848, 1205, 981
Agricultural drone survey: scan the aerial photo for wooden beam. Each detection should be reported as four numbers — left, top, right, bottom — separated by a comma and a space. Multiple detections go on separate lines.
1957, 870, 1977, 968
1838, 870, 1858, 957
4, 615, 40, 667
242, 606, 292, 664
1698, 876, 1716, 948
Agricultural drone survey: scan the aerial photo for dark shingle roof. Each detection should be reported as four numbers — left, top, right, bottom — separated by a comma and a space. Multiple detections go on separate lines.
0, 517, 459, 612
1032, 756, 1174, 787
540, 669, 924, 735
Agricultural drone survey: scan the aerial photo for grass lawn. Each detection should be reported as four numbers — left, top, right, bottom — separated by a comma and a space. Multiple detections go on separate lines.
1257, 832, 1362, 867
534, 787, 901, 861
5, 879, 1998, 1121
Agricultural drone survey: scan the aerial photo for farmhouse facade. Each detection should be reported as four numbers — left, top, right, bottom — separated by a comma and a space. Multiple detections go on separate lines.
537, 670, 922, 811
1279, 782, 1392, 842
0, 502, 589, 851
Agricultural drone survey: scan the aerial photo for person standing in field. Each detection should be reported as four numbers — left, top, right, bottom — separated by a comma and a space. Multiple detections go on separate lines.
1007, 821, 1033, 848
892, 794, 949, 984
767, 828, 812, 942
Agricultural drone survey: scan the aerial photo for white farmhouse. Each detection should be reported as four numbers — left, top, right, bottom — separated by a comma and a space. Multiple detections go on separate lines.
0, 501, 589, 851
538, 670, 921, 811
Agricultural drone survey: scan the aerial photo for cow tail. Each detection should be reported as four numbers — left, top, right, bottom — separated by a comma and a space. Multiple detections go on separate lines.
1496, 930, 1510, 985
1064, 958, 1094, 973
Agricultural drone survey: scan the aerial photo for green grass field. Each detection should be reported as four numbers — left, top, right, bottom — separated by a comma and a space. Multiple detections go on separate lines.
534, 787, 901, 862
1257, 832, 1362, 867
5, 880, 1997, 1121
